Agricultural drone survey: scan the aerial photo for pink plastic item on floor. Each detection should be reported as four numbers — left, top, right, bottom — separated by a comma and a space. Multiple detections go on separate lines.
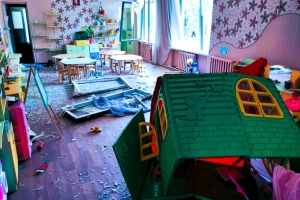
273, 165, 300, 200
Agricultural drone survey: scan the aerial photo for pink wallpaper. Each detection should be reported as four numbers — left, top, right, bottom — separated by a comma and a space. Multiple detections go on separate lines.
50, 0, 101, 49
209, 14, 300, 70
210, 0, 300, 50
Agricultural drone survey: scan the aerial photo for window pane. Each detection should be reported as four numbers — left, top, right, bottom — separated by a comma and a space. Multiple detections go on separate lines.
252, 82, 267, 92
257, 95, 273, 103
142, 1, 155, 43
243, 105, 260, 115
120, 1, 143, 42
239, 93, 255, 102
238, 80, 250, 90
181, 0, 213, 52
182, 0, 200, 50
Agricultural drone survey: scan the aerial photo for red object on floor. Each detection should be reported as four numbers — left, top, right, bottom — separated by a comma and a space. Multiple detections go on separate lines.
36, 161, 48, 173
197, 157, 245, 167
285, 97, 300, 112
234, 57, 267, 77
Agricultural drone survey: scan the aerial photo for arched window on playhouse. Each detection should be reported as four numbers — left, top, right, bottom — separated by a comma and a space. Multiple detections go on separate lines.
236, 78, 284, 118
157, 98, 168, 139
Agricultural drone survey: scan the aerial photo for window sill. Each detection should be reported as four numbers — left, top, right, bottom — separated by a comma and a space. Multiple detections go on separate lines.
171, 46, 209, 57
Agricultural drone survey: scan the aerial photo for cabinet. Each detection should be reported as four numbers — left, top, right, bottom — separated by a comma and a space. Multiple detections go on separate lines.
0, 76, 18, 193
89, 44, 100, 60
66, 45, 90, 59
77, 46, 90, 59
9, 100, 31, 161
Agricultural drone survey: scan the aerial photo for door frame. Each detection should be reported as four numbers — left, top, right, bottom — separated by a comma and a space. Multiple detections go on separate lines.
2, 2, 34, 62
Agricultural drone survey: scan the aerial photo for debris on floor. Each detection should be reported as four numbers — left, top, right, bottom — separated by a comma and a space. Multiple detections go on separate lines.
30, 186, 44, 192
36, 161, 49, 173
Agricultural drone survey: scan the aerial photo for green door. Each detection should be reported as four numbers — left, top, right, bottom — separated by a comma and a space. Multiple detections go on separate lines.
113, 109, 151, 200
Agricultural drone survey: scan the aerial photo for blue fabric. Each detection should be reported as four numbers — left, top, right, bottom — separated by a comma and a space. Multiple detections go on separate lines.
22, 63, 45, 70
93, 96, 150, 117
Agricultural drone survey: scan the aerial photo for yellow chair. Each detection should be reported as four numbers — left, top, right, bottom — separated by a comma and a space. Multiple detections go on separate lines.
69, 65, 81, 81
113, 52, 133, 72
77, 55, 86, 76
86, 64, 96, 78
57, 62, 68, 82
134, 57, 143, 73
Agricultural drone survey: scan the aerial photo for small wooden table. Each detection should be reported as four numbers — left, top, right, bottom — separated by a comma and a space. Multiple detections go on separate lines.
110, 55, 142, 75
99, 50, 125, 68
60, 58, 97, 83
52, 54, 82, 70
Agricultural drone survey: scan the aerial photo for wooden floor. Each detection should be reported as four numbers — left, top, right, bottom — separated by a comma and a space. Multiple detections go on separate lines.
7, 63, 276, 200
8, 63, 171, 200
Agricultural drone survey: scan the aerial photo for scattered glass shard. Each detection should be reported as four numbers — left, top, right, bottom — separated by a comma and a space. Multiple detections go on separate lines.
30, 186, 44, 192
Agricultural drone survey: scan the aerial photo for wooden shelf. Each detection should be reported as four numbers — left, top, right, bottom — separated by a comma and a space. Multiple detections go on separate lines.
47, 25, 62, 28
0, 51, 6, 64
49, 48, 65, 52
45, 12, 60, 16
32, 34, 49, 37
30, 22, 47, 25
1, 98, 6, 119
33, 47, 49, 50
48, 37, 63, 40
107, 43, 120, 46
107, 23, 119, 25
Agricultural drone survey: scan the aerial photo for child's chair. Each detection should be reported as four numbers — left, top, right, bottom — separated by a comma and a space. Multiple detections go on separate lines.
123, 52, 133, 71
69, 65, 81, 81
57, 62, 68, 82
134, 57, 143, 73
113, 52, 133, 72
86, 64, 96, 78
78, 55, 86, 76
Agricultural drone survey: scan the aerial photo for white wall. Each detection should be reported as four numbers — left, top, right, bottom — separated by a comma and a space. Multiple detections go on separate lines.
101, 0, 124, 21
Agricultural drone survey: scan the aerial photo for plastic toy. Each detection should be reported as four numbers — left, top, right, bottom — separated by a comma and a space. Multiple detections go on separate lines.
113, 72, 300, 199
186, 59, 199, 74
90, 126, 102, 132
234, 57, 267, 77
36, 160, 48, 173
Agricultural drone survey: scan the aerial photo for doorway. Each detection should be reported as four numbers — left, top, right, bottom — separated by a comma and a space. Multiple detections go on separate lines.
5, 4, 34, 63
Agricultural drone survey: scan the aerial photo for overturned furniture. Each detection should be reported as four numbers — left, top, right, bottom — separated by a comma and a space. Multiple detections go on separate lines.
62, 88, 151, 120
72, 76, 132, 97
113, 73, 299, 199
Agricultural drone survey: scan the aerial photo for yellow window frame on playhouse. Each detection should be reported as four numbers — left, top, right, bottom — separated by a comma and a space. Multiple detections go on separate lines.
157, 98, 168, 139
236, 78, 284, 118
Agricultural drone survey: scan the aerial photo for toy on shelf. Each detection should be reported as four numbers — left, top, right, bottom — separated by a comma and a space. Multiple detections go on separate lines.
113, 69, 299, 199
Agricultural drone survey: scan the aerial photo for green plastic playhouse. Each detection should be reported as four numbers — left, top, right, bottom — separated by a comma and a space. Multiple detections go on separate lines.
113, 73, 300, 200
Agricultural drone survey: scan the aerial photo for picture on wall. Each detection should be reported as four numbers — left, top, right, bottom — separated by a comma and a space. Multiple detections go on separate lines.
73, 0, 80, 6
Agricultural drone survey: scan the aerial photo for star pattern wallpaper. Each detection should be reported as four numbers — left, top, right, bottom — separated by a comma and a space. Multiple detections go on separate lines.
209, 0, 300, 50
50, 0, 100, 48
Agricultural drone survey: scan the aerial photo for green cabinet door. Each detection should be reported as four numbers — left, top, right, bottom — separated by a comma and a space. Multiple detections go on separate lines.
89, 44, 99, 53
77, 46, 90, 58
66, 45, 78, 54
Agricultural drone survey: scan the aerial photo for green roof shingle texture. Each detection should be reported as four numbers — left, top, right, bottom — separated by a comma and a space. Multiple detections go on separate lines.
158, 73, 300, 195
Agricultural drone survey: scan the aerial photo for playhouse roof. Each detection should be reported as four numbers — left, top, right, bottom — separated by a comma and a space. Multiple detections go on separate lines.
158, 73, 300, 194
160, 73, 300, 159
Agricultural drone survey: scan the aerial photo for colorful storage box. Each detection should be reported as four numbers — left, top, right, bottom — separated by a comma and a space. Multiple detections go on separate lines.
74, 40, 90, 46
